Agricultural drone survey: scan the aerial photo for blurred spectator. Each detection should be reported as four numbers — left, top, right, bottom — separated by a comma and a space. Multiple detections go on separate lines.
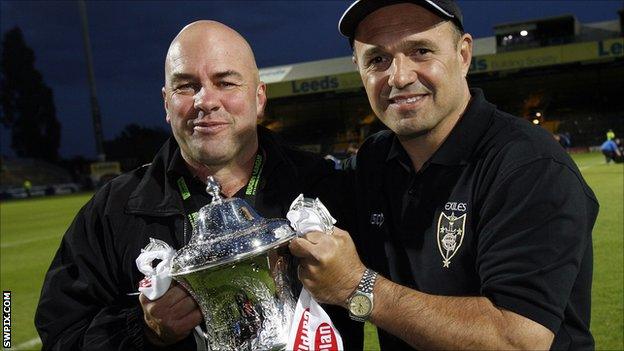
600, 138, 622, 164
347, 143, 359, 157
553, 133, 571, 150
615, 138, 624, 154
561, 132, 572, 148
606, 129, 615, 141
23, 179, 32, 197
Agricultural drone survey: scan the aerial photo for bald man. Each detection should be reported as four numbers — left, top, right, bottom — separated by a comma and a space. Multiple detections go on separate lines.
35, 21, 361, 350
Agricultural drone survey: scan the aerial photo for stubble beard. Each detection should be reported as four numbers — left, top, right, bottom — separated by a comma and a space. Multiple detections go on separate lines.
389, 110, 433, 140
190, 125, 257, 168
188, 137, 239, 167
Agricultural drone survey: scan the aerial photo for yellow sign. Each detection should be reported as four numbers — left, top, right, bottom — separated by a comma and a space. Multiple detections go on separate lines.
469, 38, 624, 74
90, 161, 121, 183
266, 72, 362, 99
265, 39, 623, 98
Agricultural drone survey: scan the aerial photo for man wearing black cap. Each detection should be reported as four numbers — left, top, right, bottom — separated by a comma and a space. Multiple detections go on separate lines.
290, 1, 598, 350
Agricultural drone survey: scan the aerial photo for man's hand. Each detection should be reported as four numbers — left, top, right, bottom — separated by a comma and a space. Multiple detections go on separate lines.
289, 228, 554, 349
289, 227, 366, 307
139, 283, 203, 346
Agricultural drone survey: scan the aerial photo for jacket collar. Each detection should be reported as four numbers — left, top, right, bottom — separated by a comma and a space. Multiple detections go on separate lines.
126, 137, 184, 216
125, 126, 291, 216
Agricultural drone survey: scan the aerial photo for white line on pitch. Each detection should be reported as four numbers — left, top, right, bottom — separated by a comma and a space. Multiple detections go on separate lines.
13, 336, 41, 350
579, 162, 604, 170
0, 234, 60, 249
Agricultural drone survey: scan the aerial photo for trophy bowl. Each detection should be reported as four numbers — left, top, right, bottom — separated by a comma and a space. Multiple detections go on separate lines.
170, 177, 298, 350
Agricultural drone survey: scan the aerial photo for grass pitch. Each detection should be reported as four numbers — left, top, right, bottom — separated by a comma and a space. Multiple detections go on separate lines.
1, 152, 622, 350
1, 193, 93, 350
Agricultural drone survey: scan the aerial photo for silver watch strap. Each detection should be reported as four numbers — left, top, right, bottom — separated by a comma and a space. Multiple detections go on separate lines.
357, 269, 378, 294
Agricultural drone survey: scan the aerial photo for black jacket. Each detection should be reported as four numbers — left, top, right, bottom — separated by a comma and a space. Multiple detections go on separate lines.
35, 127, 361, 350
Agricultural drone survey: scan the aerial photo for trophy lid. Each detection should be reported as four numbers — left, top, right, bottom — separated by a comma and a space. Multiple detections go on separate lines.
170, 176, 296, 276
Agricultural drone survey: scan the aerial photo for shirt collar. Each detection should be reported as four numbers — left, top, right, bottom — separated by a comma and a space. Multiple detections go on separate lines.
166, 146, 193, 180
164, 125, 285, 192
386, 88, 496, 168
430, 88, 495, 166
386, 136, 412, 172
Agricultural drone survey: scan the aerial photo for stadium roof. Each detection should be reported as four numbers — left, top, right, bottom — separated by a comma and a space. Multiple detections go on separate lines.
259, 36, 498, 84
494, 14, 577, 30
259, 18, 622, 99
260, 56, 356, 84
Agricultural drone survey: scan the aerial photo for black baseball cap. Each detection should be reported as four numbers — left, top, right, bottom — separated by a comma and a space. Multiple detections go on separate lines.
339, 0, 464, 44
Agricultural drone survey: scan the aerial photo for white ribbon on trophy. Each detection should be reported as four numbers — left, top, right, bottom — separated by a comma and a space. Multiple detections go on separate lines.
135, 238, 209, 343
135, 238, 175, 300
286, 194, 344, 351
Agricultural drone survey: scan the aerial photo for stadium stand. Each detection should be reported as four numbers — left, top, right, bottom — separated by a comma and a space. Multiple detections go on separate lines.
258, 13, 623, 155
0, 157, 81, 199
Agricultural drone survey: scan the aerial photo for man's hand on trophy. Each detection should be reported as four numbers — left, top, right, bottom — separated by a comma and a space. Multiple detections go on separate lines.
289, 227, 366, 308
139, 282, 203, 346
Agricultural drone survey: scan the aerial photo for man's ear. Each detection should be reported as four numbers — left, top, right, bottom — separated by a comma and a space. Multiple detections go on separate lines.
459, 33, 473, 77
162, 87, 170, 123
256, 82, 267, 120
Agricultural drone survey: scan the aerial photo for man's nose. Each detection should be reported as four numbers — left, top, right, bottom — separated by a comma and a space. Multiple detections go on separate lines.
388, 55, 417, 89
193, 86, 220, 113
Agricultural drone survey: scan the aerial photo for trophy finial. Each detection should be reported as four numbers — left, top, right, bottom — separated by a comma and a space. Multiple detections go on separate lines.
206, 176, 223, 203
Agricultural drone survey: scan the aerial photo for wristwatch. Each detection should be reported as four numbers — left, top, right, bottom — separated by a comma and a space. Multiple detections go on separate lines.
348, 269, 378, 322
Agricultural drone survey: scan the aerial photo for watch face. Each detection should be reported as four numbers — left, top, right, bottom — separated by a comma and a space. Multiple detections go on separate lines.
349, 294, 372, 317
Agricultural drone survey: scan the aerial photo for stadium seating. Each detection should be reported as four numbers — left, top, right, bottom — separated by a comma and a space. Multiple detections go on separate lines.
0, 158, 79, 199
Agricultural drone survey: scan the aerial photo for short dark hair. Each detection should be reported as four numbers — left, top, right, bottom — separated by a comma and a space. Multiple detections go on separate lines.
450, 21, 464, 47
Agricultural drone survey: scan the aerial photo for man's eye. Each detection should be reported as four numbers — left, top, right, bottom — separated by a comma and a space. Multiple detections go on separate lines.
219, 81, 237, 88
415, 48, 431, 56
176, 83, 198, 92
367, 56, 386, 66
366, 56, 392, 71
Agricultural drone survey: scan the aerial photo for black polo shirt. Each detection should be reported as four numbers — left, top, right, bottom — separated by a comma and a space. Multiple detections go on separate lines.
352, 88, 598, 350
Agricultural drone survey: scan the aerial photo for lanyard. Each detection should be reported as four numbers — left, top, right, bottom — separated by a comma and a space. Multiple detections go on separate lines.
245, 152, 264, 199
176, 176, 199, 231
176, 152, 265, 231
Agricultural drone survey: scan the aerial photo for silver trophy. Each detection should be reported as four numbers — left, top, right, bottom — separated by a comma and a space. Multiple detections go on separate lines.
170, 177, 298, 350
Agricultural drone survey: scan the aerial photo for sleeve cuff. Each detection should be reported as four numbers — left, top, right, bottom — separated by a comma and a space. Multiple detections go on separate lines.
488, 292, 562, 333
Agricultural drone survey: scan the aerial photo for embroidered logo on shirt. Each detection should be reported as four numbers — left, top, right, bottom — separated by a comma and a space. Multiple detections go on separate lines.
370, 212, 384, 227
436, 209, 466, 268
444, 202, 467, 212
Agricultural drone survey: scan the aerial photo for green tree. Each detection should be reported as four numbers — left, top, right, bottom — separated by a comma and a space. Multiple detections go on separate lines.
1, 27, 61, 162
